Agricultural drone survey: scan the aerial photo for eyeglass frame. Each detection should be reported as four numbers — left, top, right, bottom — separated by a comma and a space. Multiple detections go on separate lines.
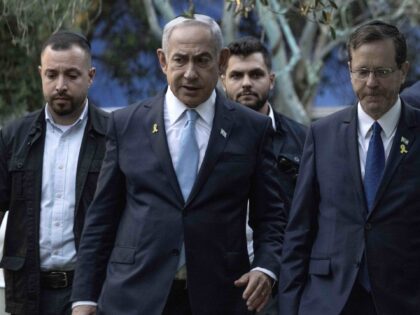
349, 67, 399, 80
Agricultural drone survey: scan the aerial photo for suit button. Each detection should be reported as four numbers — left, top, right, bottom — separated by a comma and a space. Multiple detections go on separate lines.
365, 223, 372, 230
356, 261, 361, 268
171, 249, 180, 256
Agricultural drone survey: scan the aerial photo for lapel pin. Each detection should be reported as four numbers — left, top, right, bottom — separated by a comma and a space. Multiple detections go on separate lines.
400, 144, 408, 154
152, 123, 158, 134
401, 136, 409, 145
220, 128, 227, 138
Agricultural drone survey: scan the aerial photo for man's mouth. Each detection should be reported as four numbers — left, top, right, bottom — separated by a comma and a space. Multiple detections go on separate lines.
182, 85, 200, 91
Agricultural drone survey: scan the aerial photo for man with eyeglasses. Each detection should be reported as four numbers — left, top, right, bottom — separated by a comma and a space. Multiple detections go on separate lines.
278, 20, 420, 315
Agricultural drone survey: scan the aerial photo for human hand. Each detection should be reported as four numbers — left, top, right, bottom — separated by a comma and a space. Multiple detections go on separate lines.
72, 305, 96, 315
234, 270, 272, 312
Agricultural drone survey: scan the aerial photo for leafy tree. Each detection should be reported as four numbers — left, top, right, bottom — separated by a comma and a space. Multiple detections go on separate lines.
147, 0, 420, 123
1, 0, 419, 124
0, 0, 101, 124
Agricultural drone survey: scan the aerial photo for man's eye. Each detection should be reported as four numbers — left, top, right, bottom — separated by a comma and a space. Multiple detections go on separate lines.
173, 57, 184, 64
251, 73, 263, 79
197, 57, 211, 65
357, 70, 370, 77
376, 69, 391, 76
229, 73, 241, 80
46, 73, 57, 79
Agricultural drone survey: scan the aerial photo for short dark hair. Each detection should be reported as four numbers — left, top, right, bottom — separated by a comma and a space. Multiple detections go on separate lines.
41, 30, 91, 56
347, 20, 407, 68
227, 36, 272, 70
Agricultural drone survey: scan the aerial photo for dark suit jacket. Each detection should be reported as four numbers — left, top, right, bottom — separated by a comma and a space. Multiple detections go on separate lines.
71, 91, 287, 315
401, 81, 420, 109
278, 101, 420, 315
272, 110, 306, 209
0, 103, 108, 315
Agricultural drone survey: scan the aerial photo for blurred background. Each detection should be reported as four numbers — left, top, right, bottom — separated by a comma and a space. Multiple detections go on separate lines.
1, 0, 419, 126
0, 1, 419, 314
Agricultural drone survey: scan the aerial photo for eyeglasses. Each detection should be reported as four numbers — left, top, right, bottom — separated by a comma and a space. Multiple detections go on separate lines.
350, 68, 397, 80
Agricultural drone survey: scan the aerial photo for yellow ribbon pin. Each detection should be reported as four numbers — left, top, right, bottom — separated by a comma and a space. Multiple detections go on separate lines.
152, 123, 158, 134
400, 144, 408, 154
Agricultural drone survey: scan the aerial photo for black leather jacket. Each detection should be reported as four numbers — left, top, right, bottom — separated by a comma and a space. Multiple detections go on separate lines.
0, 103, 108, 314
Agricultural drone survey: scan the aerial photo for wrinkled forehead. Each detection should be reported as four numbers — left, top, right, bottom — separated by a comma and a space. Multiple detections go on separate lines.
167, 24, 218, 56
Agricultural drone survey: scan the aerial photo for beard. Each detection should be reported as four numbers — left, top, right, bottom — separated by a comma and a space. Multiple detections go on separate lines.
235, 90, 269, 112
46, 93, 85, 117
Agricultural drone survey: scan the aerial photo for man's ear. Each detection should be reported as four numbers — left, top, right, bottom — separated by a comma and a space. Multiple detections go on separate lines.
400, 61, 410, 85
88, 67, 96, 86
218, 48, 230, 75
269, 72, 275, 90
157, 48, 168, 75
220, 73, 227, 91
38, 65, 42, 77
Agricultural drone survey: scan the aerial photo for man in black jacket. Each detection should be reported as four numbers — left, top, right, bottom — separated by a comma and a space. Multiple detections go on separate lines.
221, 36, 307, 315
0, 31, 108, 315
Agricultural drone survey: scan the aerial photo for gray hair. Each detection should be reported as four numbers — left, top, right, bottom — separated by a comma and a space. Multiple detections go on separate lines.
161, 14, 223, 55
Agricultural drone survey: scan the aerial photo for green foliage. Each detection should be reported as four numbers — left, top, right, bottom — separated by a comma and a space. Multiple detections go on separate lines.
0, 0, 99, 123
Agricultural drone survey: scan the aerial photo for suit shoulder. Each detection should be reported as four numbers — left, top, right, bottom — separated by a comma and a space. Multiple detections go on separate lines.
311, 106, 354, 130
112, 94, 161, 121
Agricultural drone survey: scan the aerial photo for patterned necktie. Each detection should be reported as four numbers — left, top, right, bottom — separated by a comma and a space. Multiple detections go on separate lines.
174, 110, 199, 274
364, 121, 385, 211
175, 109, 199, 201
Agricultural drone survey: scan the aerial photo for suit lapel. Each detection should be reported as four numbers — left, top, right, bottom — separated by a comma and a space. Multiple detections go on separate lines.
344, 106, 368, 218
143, 92, 184, 202
369, 102, 417, 217
186, 94, 234, 205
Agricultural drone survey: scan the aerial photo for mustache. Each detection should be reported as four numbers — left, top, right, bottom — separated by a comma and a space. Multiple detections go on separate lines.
238, 90, 258, 97
51, 94, 71, 100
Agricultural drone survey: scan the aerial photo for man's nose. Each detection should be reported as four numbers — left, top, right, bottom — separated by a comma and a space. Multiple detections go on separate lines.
365, 71, 379, 87
184, 63, 198, 80
55, 75, 68, 93
242, 75, 252, 88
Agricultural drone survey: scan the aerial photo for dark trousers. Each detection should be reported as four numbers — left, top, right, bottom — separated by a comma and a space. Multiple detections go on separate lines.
341, 282, 377, 315
39, 286, 72, 315
162, 280, 192, 315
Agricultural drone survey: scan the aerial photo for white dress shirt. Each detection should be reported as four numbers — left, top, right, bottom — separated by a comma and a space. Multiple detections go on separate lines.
164, 87, 215, 172
357, 98, 401, 179
39, 102, 88, 271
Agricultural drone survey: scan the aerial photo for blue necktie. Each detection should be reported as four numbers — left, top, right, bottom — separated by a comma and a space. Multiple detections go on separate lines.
174, 110, 199, 272
364, 121, 385, 211
359, 121, 384, 291
175, 109, 199, 201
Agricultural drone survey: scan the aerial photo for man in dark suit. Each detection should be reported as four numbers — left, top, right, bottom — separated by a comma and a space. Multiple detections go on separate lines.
221, 36, 307, 315
401, 80, 420, 108
71, 14, 286, 315
278, 21, 419, 315
0, 31, 108, 315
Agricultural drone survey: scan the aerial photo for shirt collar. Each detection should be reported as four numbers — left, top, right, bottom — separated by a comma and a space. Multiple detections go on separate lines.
45, 99, 89, 128
267, 103, 277, 130
357, 97, 401, 139
165, 87, 216, 127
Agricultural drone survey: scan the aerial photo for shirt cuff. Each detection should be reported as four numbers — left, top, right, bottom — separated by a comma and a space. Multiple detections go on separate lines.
72, 301, 97, 309
252, 267, 277, 282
